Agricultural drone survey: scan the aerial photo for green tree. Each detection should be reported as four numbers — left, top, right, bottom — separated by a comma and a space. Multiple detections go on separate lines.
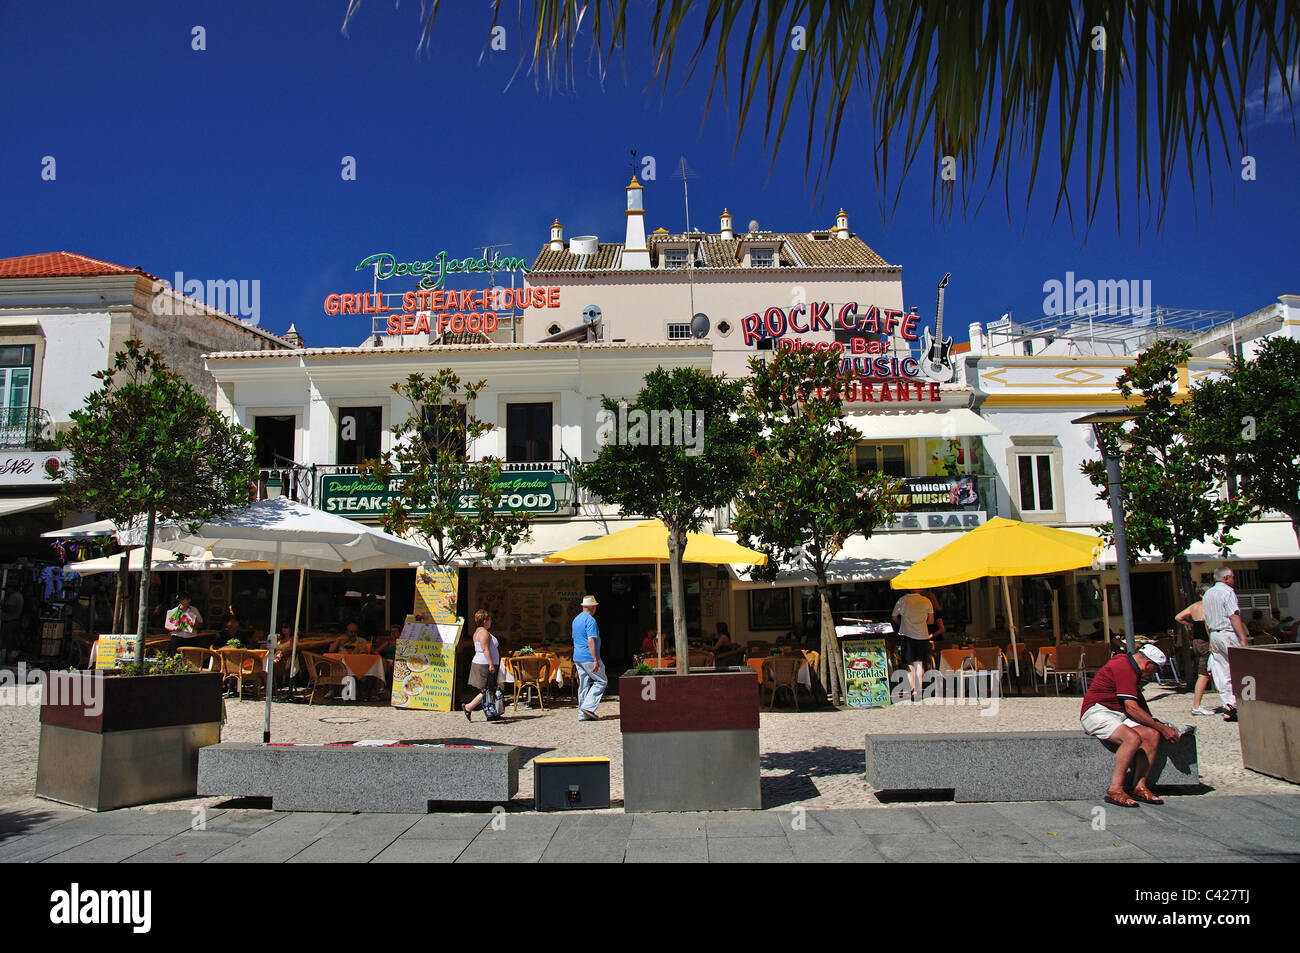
343, 1, 1300, 228
368, 370, 533, 566
576, 367, 753, 672
1189, 335, 1300, 548
56, 341, 259, 666
733, 345, 901, 706
1081, 339, 1250, 642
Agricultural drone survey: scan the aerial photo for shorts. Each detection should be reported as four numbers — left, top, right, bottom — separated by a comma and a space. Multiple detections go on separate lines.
1080, 702, 1141, 741
898, 637, 930, 666
1192, 638, 1210, 677
468, 663, 497, 691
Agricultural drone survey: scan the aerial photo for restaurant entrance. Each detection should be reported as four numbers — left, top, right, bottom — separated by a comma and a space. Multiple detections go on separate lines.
583, 566, 654, 675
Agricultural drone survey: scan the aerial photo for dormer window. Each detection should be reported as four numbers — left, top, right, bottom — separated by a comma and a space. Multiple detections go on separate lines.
662, 249, 689, 269
750, 247, 775, 268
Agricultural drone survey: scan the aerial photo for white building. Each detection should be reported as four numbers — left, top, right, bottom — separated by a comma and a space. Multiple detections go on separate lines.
964, 295, 1300, 640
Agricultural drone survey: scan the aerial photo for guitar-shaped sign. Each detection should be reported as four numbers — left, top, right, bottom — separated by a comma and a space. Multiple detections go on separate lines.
919, 272, 954, 382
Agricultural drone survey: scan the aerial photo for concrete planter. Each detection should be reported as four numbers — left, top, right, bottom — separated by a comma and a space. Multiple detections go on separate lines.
1231, 643, 1300, 784
36, 671, 224, 811
619, 669, 761, 812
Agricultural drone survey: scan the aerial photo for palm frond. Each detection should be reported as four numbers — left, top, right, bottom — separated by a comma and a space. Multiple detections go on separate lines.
342, 0, 1300, 231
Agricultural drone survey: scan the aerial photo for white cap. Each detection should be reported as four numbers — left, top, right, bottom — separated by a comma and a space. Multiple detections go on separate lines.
1138, 644, 1167, 665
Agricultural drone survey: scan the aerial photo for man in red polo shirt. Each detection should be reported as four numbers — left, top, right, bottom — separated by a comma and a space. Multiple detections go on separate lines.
1079, 644, 1182, 807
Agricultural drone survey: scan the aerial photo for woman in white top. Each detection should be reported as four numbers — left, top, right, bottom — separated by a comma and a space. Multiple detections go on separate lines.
462, 608, 500, 721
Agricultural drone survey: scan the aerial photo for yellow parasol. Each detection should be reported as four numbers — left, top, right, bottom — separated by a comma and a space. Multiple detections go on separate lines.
543, 519, 767, 662
890, 517, 1101, 677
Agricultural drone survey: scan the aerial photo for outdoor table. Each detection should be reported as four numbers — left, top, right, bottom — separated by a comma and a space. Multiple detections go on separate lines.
1035, 645, 1058, 677
325, 653, 386, 684
746, 657, 812, 688
938, 648, 976, 672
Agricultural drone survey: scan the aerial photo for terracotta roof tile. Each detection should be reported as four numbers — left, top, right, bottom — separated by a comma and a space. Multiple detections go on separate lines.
529, 232, 892, 272
0, 251, 160, 282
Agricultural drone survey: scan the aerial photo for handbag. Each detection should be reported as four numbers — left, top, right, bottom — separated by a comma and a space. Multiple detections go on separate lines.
483, 686, 504, 720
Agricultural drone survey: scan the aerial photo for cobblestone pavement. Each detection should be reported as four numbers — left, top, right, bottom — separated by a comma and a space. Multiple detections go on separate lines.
2, 678, 1293, 811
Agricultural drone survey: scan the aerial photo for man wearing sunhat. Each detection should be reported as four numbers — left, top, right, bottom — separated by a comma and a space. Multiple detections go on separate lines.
572, 595, 605, 721
1079, 643, 1182, 807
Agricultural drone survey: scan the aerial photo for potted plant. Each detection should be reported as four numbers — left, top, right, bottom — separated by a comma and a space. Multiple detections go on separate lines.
225, 637, 242, 649
518, 645, 536, 656
36, 653, 224, 811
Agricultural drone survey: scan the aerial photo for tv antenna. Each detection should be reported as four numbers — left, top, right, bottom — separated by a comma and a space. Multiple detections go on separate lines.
672, 156, 700, 320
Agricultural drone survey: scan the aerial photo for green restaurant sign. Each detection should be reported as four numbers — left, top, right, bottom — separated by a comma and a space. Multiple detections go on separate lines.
319, 470, 565, 519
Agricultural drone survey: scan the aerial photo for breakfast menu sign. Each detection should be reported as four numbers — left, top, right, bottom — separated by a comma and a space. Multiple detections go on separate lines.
841, 639, 891, 709
391, 619, 462, 711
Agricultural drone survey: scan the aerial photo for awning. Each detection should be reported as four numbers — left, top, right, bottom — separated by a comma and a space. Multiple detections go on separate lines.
728, 530, 972, 589
0, 496, 57, 518
454, 518, 653, 567
1096, 519, 1299, 567
845, 408, 999, 440
42, 518, 119, 538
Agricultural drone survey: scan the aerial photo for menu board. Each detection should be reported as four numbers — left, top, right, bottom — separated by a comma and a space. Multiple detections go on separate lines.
842, 639, 891, 709
390, 628, 459, 711
414, 566, 458, 624
94, 634, 140, 670
512, 588, 545, 642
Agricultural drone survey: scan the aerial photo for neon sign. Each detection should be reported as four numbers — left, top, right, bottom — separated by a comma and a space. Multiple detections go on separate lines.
357, 251, 530, 290
323, 286, 562, 336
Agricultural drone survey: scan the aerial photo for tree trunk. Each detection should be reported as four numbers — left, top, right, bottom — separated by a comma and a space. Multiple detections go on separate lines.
1172, 552, 1197, 691
817, 581, 843, 706
666, 521, 689, 675
134, 508, 156, 668
112, 551, 129, 632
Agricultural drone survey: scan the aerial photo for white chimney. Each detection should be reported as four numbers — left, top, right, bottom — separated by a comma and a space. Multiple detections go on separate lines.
968, 322, 984, 356
835, 208, 850, 239
621, 176, 651, 269
549, 219, 564, 251
720, 209, 734, 241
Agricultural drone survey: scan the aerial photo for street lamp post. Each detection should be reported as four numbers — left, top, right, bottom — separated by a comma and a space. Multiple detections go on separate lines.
1073, 412, 1138, 655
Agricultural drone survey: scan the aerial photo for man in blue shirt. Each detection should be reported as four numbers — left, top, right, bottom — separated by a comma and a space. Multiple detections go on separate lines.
572, 595, 605, 721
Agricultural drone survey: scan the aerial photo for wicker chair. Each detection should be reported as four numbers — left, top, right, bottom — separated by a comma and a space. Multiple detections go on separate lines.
219, 649, 267, 699
299, 650, 351, 705
763, 656, 804, 710
1044, 644, 1086, 695
510, 655, 551, 710
687, 650, 715, 668
177, 646, 220, 673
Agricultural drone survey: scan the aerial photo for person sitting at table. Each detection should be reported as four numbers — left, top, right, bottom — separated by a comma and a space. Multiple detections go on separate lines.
640, 628, 659, 656
272, 621, 295, 663
219, 615, 243, 646
373, 623, 402, 661
329, 622, 369, 654
986, 614, 1010, 641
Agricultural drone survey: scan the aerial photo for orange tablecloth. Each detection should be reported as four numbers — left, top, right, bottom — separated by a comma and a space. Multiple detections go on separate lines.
1034, 645, 1058, 676
325, 653, 386, 683
938, 648, 975, 671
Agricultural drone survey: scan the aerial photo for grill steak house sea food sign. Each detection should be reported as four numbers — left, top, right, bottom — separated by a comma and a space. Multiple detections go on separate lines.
324, 251, 561, 337
320, 471, 564, 518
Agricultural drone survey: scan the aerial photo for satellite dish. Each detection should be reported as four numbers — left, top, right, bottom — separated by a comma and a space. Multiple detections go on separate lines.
690, 312, 710, 338
582, 304, 602, 325
748, 219, 760, 233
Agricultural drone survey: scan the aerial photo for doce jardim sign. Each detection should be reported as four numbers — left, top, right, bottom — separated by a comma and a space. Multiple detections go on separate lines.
320, 471, 564, 518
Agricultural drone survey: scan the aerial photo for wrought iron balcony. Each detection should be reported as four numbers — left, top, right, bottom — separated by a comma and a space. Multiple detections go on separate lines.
0, 406, 54, 450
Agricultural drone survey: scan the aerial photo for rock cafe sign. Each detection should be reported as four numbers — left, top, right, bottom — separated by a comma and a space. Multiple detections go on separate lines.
743, 300, 950, 402
325, 251, 561, 337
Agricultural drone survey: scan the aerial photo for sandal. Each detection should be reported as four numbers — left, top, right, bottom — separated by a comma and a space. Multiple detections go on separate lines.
1104, 789, 1139, 808
1131, 784, 1164, 805
1222, 707, 1238, 722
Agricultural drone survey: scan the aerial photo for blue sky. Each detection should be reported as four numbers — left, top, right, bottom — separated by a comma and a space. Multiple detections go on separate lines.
2, 1, 1296, 348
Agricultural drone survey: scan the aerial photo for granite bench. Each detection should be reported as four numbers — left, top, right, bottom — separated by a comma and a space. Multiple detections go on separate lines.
865, 730, 1199, 802
197, 741, 519, 812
